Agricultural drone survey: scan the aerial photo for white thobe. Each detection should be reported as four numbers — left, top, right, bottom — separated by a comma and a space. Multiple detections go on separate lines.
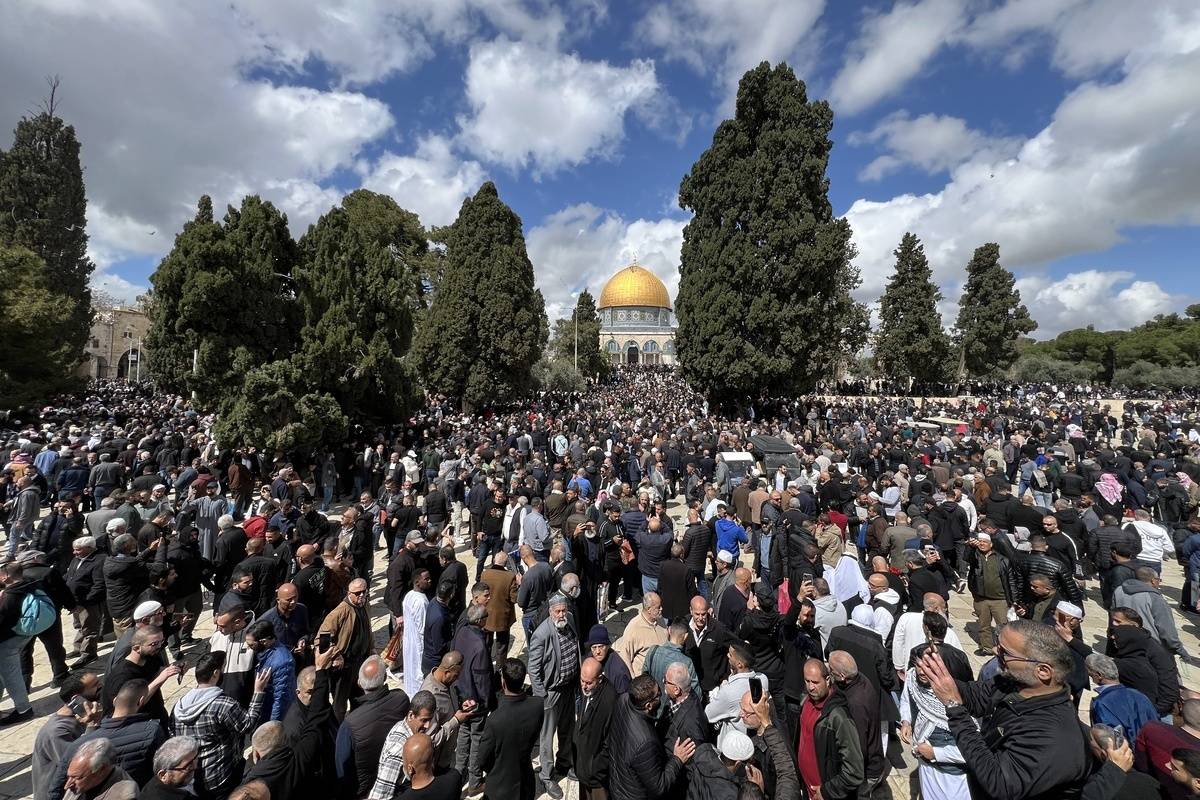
402, 589, 429, 697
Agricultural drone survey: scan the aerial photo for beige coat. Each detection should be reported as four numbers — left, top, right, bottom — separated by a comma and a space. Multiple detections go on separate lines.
615, 611, 667, 673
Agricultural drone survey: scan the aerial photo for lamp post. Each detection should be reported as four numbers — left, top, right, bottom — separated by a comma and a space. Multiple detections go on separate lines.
573, 305, 578, 373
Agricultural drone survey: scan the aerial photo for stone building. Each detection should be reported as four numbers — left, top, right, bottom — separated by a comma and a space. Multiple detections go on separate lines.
77, 306, 151, 380
597, 262, 676, 365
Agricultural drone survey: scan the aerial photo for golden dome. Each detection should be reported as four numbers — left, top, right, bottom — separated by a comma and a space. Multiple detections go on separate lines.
598, 264, 672, 310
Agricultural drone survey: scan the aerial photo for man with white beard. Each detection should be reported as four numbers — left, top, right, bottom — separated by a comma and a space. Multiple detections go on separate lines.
527, 593, 579, 800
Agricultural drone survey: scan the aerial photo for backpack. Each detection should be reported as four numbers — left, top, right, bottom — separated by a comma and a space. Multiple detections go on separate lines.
15, 589, 56, 637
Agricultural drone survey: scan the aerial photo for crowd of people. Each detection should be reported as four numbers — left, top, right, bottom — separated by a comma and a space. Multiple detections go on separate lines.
3, 371, 1200, 800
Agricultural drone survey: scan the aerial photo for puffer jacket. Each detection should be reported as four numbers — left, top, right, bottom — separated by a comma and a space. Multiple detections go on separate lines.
607, 694, 686, 800
48, 714, 167, 800
991, 532, 1082, 606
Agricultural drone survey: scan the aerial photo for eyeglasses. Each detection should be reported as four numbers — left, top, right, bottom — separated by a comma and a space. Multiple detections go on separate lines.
996, 644, 1043, 666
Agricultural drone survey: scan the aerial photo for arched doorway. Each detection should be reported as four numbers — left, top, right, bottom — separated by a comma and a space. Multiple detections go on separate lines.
117, 348, 141, 380
93, 356, 108, 379
625, 341, 640, 364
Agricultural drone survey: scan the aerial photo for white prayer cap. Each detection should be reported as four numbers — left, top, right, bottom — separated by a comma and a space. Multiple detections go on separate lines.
719, 730, 755, 761
1056, 601, 1084, 620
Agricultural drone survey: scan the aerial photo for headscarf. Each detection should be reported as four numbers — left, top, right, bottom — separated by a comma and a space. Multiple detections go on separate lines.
1095, 472, 1124, 505
833, 553, 870, 606
1178, 472, 1193, 490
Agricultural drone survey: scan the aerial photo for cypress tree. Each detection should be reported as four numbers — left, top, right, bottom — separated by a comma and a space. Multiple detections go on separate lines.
412, 182, 547, 410
875, 232, 952, 383
954, 243, 1037, 378
0, 246, 77, 408
550, 289, 606, 378
0, 88, 94, 380
293, 189, 426, 421
675, 62, 867, 402
212, 359, 347, 453
144, 195, 298, 405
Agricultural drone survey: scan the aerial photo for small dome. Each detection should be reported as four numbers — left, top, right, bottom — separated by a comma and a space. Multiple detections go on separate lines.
598, 264, 671, 310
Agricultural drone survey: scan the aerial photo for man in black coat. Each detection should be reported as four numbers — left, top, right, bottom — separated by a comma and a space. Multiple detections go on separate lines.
681, 596, 736, 700
607, 674, 696, 800
333, 655, 410, 799
573, 658, 617, 800
236, 537, 280, 616
823, 607, 898, 719
1067, 608, 1180, 717
479, 658, 544, 800
657, 543, 696, 624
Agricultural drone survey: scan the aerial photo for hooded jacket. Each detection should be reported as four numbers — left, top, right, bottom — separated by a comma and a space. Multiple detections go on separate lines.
173, 684, 265, 795
1112, 579, 1188, 657
1105, 625, 1180, 715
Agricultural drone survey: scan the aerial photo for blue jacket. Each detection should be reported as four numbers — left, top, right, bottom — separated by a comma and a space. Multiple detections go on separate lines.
1090, 682, 1159, 742
715, 518, 748, 554
256, 642, 297, 722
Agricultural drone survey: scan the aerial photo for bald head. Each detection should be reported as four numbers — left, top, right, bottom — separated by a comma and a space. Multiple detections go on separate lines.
690, 595, 709, 614
867, 573, 890, 592
296, 544, 317, 565
922, 592, 947, 614
245, 537, 265, 555
733, 567, 752, 588
580, 657, 603, 684
276, 583, 297, 602
828, 650, 858, 680
402, 733, 434, 775
439, 651, 464, 671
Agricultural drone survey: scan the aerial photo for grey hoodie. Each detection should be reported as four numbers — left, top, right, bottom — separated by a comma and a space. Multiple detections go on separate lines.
813, 593, 847, 648
173, 685, 224, 723
1113, 579, 1188, 658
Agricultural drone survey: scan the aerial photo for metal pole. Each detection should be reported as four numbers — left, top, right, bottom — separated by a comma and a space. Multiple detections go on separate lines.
135, 337, 141, 382
574, 307, 578, 373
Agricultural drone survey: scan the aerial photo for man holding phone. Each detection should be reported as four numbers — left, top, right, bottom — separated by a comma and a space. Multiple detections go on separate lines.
320, 578, 374, 720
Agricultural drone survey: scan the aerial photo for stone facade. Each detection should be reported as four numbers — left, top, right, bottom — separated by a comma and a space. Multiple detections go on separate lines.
77, 306, 151, 380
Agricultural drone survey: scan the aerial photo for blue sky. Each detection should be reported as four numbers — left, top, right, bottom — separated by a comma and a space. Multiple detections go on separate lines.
2, 0, 1197, 337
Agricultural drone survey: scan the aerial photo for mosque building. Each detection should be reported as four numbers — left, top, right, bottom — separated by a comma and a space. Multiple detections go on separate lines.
597, 262, 676, 365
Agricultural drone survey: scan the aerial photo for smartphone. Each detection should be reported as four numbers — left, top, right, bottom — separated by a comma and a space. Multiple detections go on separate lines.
749, 676, 763, 704
67, 696, 87, 717
174, 656, 189, 685
319, 632, 332, 653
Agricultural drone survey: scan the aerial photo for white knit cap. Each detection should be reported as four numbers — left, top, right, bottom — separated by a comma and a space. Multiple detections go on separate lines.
719, 729, 755, 761
1056, 601, 1084, 620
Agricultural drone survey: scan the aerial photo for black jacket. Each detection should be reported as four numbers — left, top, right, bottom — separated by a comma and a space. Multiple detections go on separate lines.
480, 692, 544, 800
212, 527, 249, 596
339, 686, 410, 798
824, 624, 897, 721
906, 567, 949, 610
1089, 626, 1179, 715
682, 620, 736, 696
48, 714, 167, 800
931, 502, 970, 550
838, 674, 887, 780
948, 679, 1090, 800
573, 679, 618, 788
103, 553, 152, 621
1088, 526, 1142, 571
737, 610, 784, 688
65, 552, 106, 606
663, 691, 708, 749
245, 668, 335, 800
608, 694, 686, 800
800, 690, 865, 800
33, 510, 82, 571
992, 531, 1083, 606
658, 558, 695, 622
680, 523, 714, 578
237, 553, 280, 615
167, 535, 213, 597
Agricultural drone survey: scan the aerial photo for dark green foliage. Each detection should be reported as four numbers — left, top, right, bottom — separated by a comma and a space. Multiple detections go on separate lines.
0, 101, 94, 384
550, 290, 607, 378
1016, 313, 1200, 388
953, 243, 1036, 378
0, 246, 78, 407
212, 359, 347, 453
144, 195, 299, 405
532, 357, 586, 392
412, 182, 547, 410
292, 189, 426, 421
875, 232, 951, 383
674, 62, 867, 402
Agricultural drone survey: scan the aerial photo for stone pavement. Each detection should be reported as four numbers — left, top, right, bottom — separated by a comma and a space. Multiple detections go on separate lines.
4, 499, 1199, 800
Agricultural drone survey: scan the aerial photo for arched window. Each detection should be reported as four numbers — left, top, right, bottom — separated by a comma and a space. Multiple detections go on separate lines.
663, 339, 676, 354
606, 340, 619, 352
643, 341, 659, 352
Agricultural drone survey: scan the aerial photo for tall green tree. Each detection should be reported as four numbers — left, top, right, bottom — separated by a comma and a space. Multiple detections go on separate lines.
550, 289, 606, 378
144, 195, 299, 404
674, 62, 868, 402
292, 189, 426, 421
954, 243, 1036, 377
0, 85, 94, 379
212, 359, 347, 453
412, 182, 547, 410
0, 246, 77, 407
875, 232, 952, 383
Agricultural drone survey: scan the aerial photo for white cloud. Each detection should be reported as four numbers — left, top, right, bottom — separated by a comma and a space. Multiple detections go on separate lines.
1015, 270, 1174, 337
90, 269, 147, 306
457, 39, 665, 174
359, 136, 487, 229
850, 112, 1020, 180
639, 0, 825, 110
526, 204, 686, 321
844, 17, 1200, 319
830, 0, 967, 115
